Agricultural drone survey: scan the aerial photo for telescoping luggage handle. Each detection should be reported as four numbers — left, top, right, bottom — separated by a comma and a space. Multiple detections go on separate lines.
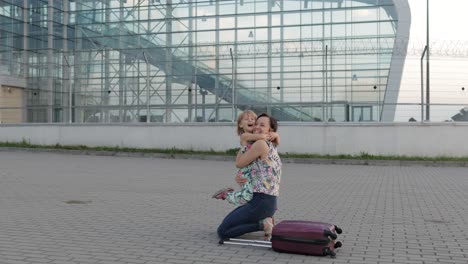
222, 238, 272, 248
220, 224, 343, 258
221, 237, 342, 258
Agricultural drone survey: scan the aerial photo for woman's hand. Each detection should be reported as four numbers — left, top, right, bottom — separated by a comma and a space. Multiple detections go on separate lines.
235, 174, 248, 186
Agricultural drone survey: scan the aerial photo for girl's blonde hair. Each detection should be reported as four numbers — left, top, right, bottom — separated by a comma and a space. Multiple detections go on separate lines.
236, 110, 257, 135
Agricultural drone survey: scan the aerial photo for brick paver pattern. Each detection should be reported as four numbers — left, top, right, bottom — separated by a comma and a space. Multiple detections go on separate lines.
0, 152, 467, 264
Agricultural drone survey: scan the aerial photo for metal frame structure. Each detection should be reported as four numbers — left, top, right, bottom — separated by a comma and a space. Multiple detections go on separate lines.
0, 0, 411, 123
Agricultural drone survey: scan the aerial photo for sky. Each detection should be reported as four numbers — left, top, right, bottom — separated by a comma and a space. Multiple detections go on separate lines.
395, 0, 468, 121
408, 0, 468, 41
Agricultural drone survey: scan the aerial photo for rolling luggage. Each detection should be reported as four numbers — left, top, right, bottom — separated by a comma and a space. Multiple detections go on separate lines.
271, 220, 342, 257
222, 220, 343, 258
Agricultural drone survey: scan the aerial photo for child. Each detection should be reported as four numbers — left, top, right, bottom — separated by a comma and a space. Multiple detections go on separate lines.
212, 110, 280, 206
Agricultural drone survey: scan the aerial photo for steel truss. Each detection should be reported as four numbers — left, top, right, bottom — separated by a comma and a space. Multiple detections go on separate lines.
2, 0, 415, 123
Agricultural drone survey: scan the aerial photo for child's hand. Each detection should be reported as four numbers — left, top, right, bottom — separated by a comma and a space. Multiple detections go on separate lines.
267, 132, 277, 141
235, 174, 248, 186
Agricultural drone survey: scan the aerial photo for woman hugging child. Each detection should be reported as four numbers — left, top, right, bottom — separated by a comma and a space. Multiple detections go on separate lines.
212, 110, 280, 206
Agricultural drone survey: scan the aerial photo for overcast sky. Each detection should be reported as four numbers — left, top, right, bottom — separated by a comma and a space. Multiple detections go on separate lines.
408, 0, 468, 41
395, 0, 468, 121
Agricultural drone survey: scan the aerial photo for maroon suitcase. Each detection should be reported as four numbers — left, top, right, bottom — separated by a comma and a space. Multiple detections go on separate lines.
271, 220, 342, 257
222, 220, 342, 258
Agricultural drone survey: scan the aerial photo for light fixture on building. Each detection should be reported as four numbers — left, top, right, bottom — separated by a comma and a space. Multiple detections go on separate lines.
352, 74, 358, 81
248, 31, 254, 38
240, 0, 244, 6
304, 0, 309, 8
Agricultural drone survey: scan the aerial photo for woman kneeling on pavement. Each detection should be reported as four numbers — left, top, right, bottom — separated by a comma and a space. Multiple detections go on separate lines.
217, 113, 282, 242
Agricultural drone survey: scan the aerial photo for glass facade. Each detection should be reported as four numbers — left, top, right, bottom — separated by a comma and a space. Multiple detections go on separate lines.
0, 0, 409, 123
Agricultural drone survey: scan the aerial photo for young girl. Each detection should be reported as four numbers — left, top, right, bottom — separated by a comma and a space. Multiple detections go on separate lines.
212, 110, 280, 206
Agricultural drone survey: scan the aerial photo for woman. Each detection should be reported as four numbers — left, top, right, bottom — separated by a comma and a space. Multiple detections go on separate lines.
217, 113, 282, 242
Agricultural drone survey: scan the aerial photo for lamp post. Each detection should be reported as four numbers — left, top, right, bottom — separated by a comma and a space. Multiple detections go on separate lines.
143, 52, 150, 123
230, 47, 236, 122
426, 0, 430, 121
421, 45, 428, 122
200, 89, 208, 122
373, 85, 379, 121
63, 55, 72, 123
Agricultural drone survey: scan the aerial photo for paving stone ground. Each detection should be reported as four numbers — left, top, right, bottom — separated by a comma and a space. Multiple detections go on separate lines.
0, 151, 467, 264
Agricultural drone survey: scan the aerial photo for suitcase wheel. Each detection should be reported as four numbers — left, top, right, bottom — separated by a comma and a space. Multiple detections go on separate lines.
334, 241, 342, 248
324, 229, 338, 240
323, 247, 336, 258
334, 225, 343, 234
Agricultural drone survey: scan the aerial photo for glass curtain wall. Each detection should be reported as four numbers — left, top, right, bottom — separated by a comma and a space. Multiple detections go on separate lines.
0, 0, 398, 123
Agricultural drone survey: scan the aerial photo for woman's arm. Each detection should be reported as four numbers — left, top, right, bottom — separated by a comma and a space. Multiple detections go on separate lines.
235, 140, 268, 168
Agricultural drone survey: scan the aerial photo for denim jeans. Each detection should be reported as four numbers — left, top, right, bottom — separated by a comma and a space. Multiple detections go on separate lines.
217, 193, 277, 240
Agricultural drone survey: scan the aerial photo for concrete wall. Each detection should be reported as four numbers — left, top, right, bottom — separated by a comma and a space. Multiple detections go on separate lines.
1, 123, 468, 157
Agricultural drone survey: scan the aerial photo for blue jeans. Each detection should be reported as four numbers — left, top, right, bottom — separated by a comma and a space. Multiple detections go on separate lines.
217, 193, 277, 240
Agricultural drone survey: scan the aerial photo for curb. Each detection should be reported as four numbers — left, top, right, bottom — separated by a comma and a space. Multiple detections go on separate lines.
1, 147, 468, 167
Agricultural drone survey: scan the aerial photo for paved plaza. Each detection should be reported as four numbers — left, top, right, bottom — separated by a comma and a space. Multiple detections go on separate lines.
0, 151, 467, 264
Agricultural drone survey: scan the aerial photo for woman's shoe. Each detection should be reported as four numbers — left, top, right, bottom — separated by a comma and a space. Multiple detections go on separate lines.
263, 217, 274, 241
212, 187, 234, 200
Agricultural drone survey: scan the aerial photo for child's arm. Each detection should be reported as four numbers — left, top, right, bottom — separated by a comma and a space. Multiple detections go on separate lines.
240, 133, 267, 146
268, 132, 281, 146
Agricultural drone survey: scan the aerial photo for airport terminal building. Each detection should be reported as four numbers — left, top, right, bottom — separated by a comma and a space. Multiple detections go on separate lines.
0, 0, 410, 123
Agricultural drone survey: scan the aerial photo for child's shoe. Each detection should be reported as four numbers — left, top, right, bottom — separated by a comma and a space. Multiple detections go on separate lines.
212, 187, 234, 200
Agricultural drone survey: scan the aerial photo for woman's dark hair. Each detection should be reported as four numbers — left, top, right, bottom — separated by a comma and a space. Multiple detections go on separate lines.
257, 113, 278, 132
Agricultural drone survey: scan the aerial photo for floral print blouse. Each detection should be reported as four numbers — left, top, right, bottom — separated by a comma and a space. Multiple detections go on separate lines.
250, 141, 282, 196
